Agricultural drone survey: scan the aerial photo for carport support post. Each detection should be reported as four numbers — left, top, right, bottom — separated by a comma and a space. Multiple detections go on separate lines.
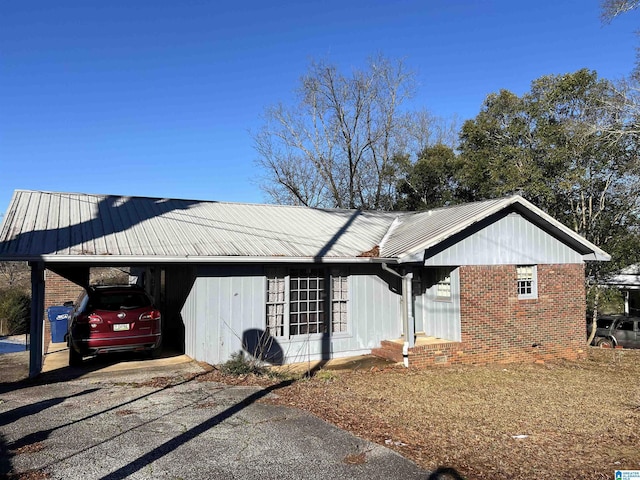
29, 261, 45, 378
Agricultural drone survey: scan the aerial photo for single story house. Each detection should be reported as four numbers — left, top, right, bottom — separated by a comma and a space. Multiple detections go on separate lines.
0, 190, 609, 376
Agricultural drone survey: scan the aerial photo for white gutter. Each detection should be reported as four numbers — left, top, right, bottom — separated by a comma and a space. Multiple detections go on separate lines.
382, 263, 413, 368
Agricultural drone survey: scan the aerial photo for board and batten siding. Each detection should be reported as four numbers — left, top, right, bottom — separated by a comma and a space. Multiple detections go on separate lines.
414, 267, 461, 342
181, 265, 403, 365
424, 212, 584, 266
182, 266, 265, 365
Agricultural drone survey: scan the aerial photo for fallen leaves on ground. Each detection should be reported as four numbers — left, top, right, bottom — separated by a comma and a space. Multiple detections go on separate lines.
9, 443, 45, 455
201, 348, 640, 480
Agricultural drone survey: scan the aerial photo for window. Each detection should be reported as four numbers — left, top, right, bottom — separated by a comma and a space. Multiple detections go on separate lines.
331, 269, 348, 333
289, 268, 325, 335
617, 320, 634, 331
436, 271, 452, 300
266, 269, 285, 337
517, 265, 537, 299
266, 267, 348, 338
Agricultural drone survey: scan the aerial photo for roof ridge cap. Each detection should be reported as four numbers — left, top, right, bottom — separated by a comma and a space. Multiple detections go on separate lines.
379, 216, 404, 253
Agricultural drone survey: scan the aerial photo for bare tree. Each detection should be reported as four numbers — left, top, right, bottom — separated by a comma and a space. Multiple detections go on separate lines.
601, 0, 640, 22
406, 110, 461, 152
0, 262, 30, 290
254, 55, 422, 210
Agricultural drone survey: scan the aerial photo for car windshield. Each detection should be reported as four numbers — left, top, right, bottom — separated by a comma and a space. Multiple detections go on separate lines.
91, 292, 152, 311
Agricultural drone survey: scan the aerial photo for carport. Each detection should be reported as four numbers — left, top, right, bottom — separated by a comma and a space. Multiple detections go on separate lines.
0, 191, 200, 377
14, 262, 194, 377
0, 189, 410, 374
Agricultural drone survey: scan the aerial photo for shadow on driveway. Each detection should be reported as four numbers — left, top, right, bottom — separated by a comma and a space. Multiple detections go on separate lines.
0, 363, 428, 479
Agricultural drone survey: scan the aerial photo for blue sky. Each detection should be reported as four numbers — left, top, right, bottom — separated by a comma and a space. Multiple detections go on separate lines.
1, 0, 638, 216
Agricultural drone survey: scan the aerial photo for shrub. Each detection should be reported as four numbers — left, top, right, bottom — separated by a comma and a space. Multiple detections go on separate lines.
220, 351, 266, 376
0, 287, 31, 335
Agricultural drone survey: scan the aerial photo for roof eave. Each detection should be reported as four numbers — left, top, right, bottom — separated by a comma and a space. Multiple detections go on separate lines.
583, 252, 611, 262
12, 254, 401, 265
392, 197, 518, 259
395, 195, 610, 262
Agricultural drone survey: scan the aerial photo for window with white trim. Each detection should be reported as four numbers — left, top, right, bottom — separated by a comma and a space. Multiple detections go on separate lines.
289, 268, 325, 335
266, 269, 286, 337
331, 269, 348, 333
435, 270, 452, 300
266, 267, 348, 338
517, 265, 537, 299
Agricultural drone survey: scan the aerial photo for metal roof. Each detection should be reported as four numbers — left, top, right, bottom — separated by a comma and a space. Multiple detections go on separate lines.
0, 190, 397, 262
380, 196, 610, 262
603, 264, 640, 289
0, 190, 609, 264
379, 198, 509, 258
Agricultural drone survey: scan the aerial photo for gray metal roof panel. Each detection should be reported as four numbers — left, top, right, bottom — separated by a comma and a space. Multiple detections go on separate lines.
379, 195, 610, 262
379, 198, 510, 258
0, 190, 397, 261
0, 190, 609, 263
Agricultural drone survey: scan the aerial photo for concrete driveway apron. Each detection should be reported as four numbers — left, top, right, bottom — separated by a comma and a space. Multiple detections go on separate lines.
0, 360, 428, 480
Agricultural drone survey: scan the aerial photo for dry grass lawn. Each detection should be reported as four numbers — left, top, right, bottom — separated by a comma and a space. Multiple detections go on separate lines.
202, 348, 640, 479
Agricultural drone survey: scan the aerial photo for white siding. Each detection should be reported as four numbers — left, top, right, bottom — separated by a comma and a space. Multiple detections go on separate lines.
182, 266, 266, 365
181, 265, 403, 365
414, 267, 461, 341
424, 213, 584, 266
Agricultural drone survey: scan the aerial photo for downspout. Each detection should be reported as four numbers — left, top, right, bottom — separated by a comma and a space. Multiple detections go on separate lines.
382, 263, 414, 368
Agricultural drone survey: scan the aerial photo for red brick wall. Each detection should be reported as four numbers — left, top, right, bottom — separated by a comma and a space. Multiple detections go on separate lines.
405, 263, 587, 367
43, 270, 85, 349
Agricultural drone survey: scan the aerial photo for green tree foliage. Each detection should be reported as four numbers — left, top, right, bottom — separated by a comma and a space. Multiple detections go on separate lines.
457, 90, 543, 203
395, 144, 461, 210
0, 287, 31, 335
458, 69, 640, 261
456, 70, 640, 339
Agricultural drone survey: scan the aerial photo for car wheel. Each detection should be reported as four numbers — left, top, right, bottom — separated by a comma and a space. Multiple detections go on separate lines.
69, 346, 83, 366
596, 338, 614, 348
146, 346, 162, 360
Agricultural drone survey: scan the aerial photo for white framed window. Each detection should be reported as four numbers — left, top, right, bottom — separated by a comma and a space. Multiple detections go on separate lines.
289, 268, 326, 335
517, 265, 537, 299
331, 268, 348, 333
266, 267, 349, 338
436, 271, 452, 300
266, 268, 286, 337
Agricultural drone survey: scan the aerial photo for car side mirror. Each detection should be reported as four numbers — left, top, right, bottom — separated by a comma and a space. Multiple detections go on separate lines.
63, 301, 74, 307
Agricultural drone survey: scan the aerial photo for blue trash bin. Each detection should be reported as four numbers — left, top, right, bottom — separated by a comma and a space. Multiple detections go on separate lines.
47, 306, 72, 343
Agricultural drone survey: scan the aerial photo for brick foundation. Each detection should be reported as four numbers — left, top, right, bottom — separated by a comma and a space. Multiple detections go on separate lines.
373, 264, 587, 367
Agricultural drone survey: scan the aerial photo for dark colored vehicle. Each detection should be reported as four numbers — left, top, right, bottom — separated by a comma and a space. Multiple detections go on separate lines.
67, 285, 161, 366
588, 315, 640, 348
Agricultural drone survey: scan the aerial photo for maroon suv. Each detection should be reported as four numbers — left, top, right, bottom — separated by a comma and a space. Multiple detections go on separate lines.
67, 285, 161, 366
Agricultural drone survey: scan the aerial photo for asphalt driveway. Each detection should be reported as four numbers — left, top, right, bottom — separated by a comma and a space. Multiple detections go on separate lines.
0, 359, 429, 480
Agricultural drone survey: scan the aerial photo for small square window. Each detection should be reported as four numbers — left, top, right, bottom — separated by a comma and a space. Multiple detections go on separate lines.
433, 268, 452, 300
436, 275, 451, 299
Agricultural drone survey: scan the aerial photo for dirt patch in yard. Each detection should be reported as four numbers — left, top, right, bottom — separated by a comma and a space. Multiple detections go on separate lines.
200, 349, 640, 479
